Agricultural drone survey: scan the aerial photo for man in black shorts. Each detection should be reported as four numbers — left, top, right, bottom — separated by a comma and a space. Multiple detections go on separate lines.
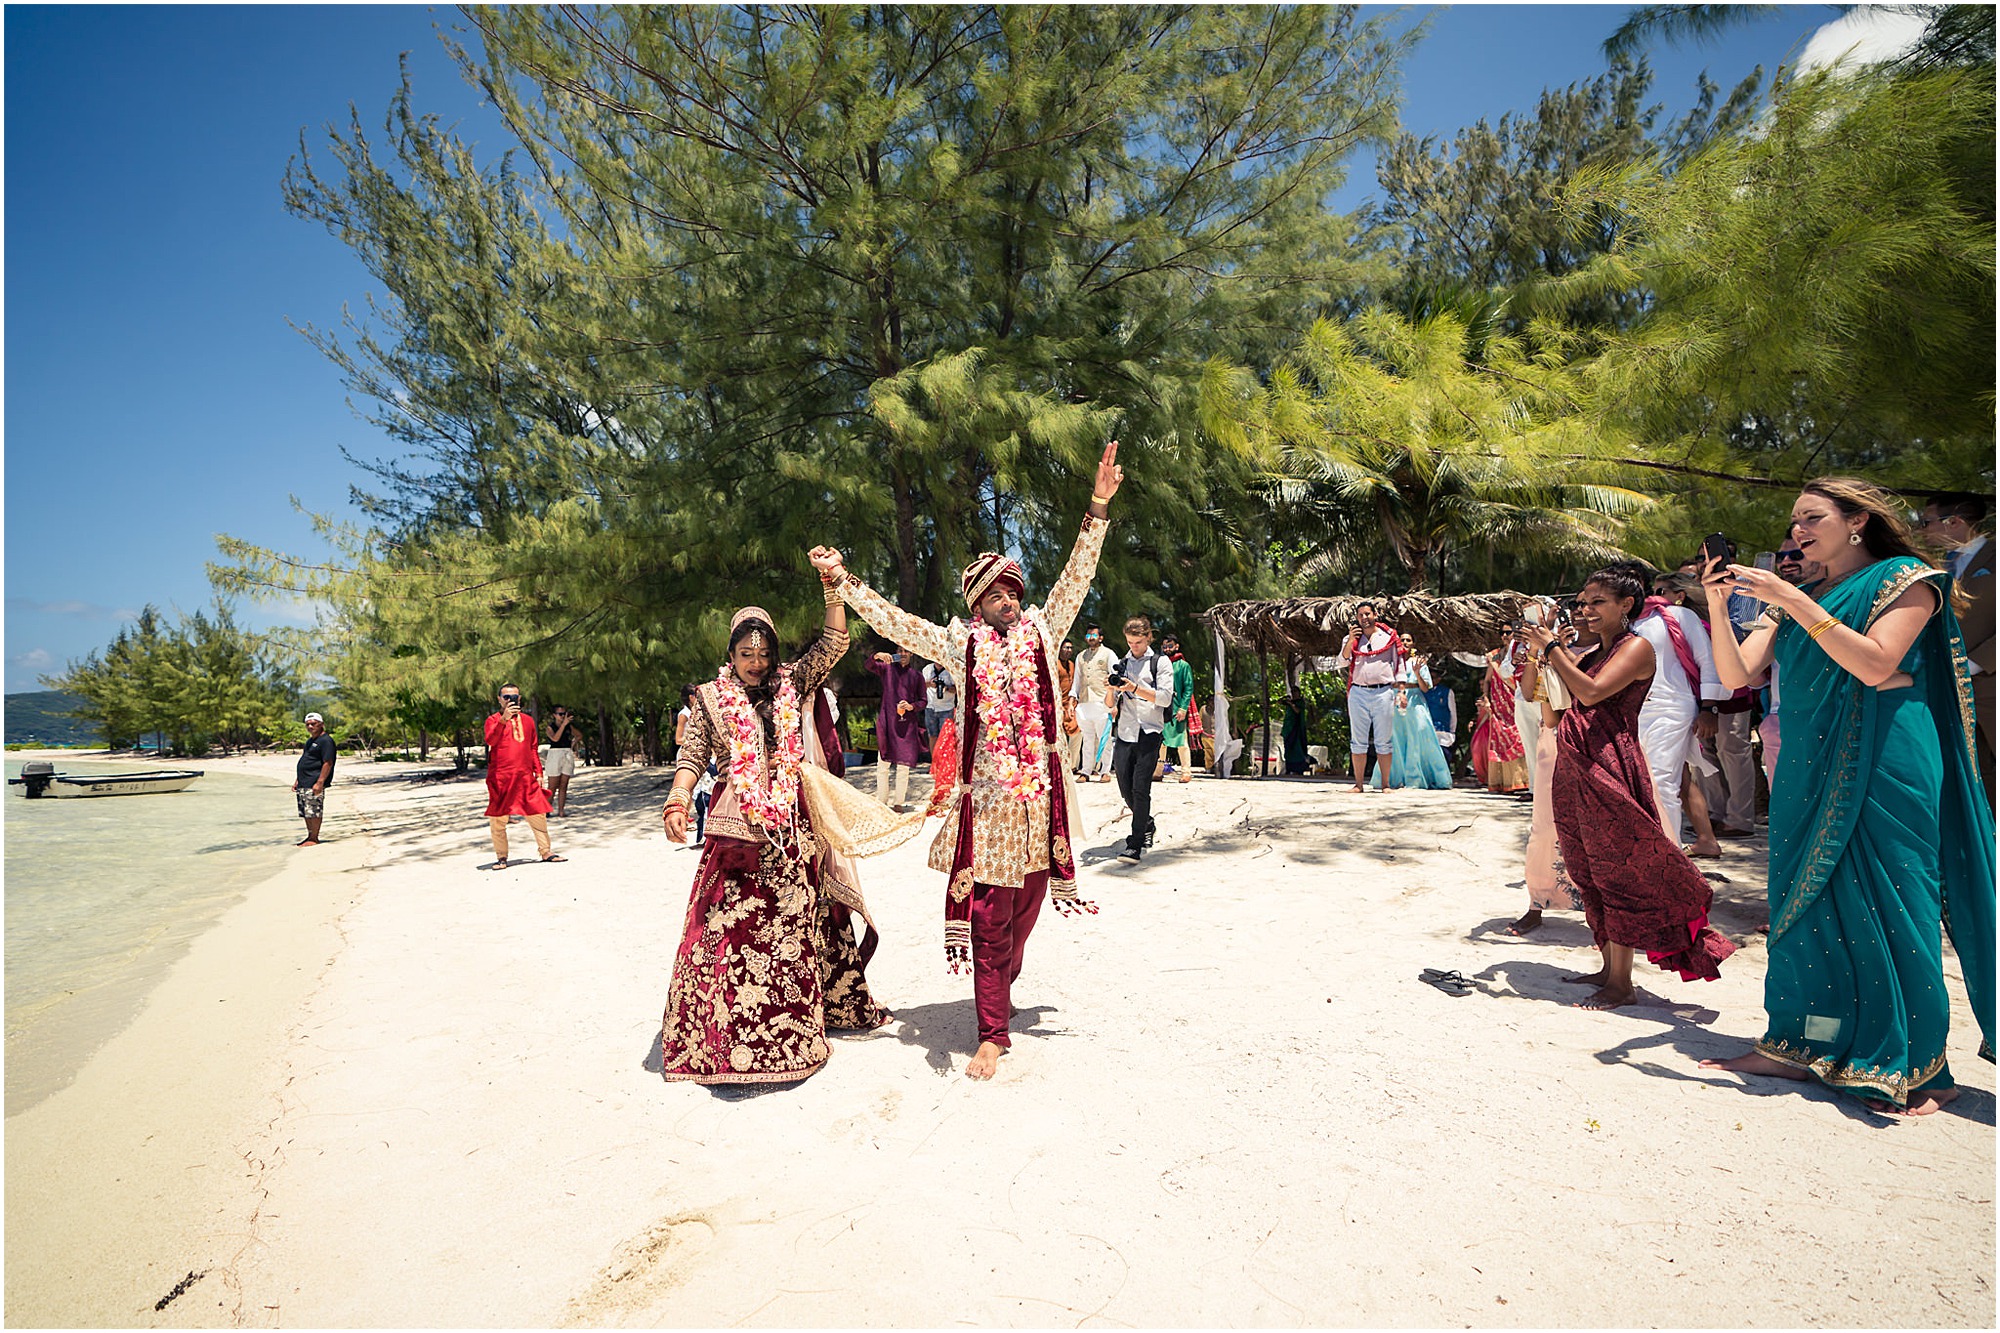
293, 712, 336, 846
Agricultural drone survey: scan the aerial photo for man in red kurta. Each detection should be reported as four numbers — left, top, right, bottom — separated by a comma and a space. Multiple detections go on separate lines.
484, 684, 565, 867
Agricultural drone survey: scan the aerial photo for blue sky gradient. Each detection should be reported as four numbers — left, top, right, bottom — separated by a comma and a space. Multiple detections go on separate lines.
4, 3, 1836, 691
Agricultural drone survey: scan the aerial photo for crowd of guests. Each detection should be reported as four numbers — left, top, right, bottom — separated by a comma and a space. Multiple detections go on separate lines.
1506, 481, 1994, 1115
418, 456, 1992, 1111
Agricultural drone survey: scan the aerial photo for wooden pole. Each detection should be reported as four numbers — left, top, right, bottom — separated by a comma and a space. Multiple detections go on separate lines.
1259, 648, 1272, 779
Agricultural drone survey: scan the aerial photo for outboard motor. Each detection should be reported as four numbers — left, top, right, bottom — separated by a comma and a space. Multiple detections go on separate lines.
18, 761, 55, 798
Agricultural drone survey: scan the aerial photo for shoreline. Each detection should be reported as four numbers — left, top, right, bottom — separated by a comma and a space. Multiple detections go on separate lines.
4, 757, 377, 1326
5, 760, 1992, 1326
4, 753, 307, 1117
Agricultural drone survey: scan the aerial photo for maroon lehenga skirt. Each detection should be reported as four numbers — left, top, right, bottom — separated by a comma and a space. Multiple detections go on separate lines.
660, 833, 887, 1085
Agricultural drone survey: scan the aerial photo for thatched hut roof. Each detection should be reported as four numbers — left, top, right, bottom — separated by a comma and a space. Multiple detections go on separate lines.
1200, 592, 1542, 658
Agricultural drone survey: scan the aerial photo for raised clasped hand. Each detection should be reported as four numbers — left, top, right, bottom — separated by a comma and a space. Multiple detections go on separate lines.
808, 545, 845, 578
1094, 439, 1124, 502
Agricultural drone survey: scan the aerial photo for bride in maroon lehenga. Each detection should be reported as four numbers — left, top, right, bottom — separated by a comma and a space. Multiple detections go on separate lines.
657, 601, 888, 1086
1521, 568, 1736, 1010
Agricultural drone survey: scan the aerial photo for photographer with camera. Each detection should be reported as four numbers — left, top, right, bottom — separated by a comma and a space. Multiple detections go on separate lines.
1109, 615, 1175, 862
1335, 602, 1410, 793
483, 684, 565, 868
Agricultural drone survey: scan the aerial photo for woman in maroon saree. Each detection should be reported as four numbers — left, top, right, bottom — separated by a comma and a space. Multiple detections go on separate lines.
1522, 568, 1736, 1009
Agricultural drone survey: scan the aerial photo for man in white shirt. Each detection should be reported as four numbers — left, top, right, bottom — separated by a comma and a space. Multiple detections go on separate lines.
1921, 492, 1994, 802
1109, 615, 1175, 862
1621, 562, 1730, 846
1333, 602, 1408, 793
1071, 624, 1119, 782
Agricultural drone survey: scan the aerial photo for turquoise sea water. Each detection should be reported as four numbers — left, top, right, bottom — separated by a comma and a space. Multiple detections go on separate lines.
3, 758, 299, 1116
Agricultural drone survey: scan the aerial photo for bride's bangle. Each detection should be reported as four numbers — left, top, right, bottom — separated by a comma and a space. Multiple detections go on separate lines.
665, 788, 693, 813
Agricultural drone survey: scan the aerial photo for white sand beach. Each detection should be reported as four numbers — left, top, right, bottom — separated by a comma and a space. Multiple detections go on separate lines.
6, 753, 1993, 1327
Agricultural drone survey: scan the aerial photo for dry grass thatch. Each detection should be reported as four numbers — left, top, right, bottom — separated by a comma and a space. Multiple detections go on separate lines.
1200, 593, 1543, 659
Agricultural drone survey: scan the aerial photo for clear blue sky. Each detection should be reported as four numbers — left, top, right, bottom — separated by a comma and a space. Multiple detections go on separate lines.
3, 3, 1836, 693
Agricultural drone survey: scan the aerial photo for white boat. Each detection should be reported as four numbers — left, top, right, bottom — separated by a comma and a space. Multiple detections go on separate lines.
9, 762, 205, 798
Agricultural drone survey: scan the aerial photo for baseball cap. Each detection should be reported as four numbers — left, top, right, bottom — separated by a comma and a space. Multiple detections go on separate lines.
305, 712, 324, 724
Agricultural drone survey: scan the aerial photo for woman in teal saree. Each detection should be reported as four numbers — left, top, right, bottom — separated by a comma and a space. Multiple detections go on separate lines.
1700, 478, 1995, 1114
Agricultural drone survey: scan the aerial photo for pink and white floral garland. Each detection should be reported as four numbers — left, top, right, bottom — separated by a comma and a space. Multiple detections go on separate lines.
713, 664, 804, 832
970, 622, 1049, 802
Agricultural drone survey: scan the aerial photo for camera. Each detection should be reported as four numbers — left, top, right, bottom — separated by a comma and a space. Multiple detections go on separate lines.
1107, 666, 1128, 688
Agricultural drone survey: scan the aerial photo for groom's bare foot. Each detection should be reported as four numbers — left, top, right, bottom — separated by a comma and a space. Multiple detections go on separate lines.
1507, 908, 1543, 936
1700, 1049, 1809, 1080
1562, 968, 1608, 986
1902, 1086, 1960, 1116
1575, 985, 1637, 1010
965, 1041, 1005, 1080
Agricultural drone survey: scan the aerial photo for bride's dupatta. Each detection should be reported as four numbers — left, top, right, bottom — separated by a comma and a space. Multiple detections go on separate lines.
1760, 557, 1996, 1103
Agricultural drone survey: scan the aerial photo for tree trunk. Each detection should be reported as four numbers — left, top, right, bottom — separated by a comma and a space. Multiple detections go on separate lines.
641, 704, 663, 766
1259, 653, 1272, 778
595, 701, 620, 768
419, 726, 430, 761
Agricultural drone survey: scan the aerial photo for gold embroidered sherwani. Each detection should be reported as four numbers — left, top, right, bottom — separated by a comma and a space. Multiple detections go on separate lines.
837, 514, 1108, 888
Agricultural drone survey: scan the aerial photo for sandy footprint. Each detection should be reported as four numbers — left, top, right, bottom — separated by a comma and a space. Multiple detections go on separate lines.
558, 1213, 716, 1327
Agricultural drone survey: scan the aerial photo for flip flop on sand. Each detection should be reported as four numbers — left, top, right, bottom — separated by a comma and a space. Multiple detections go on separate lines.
1419, 968, 1475, 996
483, 859, 510, 871
542, 854, 568, 863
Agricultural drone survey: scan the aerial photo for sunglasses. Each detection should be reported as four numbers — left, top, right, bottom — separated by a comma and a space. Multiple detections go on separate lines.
501, 694, 522, 703
1777, 549, 1804, 561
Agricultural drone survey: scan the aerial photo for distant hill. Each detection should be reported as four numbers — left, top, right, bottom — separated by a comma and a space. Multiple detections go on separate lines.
5, 691, 103, 747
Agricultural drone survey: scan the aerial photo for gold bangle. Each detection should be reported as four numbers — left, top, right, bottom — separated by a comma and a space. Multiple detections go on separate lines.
665, 788, 693, 811
1091, 494, 1112, 505
822, 586, 843, 606
1806, 616, 1841, 640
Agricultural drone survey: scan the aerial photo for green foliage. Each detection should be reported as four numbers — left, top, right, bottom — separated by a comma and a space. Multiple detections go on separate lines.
206, 2, 1992, 731
45, 604, 302, 756
1246, 309, 1652, 593
1372, 56, 1763, 329
1554, 58, 1996, 555
218, 4, 1417, 726
3, 691, 102, 748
